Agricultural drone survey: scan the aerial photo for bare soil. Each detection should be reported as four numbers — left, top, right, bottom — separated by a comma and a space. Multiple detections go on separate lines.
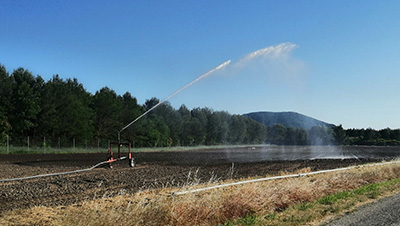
0, 146, 395, 214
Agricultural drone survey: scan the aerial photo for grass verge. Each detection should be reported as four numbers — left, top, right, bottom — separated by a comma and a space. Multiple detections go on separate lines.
0, 144, 259, 154
1, 161, 400, 226
225, 178, 400, 225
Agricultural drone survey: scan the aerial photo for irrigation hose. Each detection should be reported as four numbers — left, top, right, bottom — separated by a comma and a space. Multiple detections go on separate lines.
172, 160, 400, 195
0, 157, 127, 182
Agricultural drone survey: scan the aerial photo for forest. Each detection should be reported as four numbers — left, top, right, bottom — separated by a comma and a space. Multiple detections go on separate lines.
1, 64, 400, 148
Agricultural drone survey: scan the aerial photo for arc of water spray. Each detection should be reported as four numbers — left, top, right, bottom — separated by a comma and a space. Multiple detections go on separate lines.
120, 60, 231, 133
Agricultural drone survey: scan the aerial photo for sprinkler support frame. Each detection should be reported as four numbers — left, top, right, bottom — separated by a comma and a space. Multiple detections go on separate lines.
107, 135, 135, 168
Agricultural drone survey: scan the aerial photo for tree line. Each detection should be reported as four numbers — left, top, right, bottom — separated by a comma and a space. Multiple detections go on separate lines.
1, 64, 400, 148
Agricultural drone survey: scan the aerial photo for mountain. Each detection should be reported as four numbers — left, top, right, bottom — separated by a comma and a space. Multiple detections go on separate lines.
244, 111, 335, 130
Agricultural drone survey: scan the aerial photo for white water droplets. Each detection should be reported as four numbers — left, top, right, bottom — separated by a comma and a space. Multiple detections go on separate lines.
237, 42, 298, 66
120, 60, 231, 132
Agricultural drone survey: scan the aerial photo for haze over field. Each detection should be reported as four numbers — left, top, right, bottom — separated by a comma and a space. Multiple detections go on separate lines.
1, 1, 400, 129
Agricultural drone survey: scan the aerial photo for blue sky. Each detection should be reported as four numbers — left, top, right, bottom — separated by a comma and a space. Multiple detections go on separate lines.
1, 1, 400, 129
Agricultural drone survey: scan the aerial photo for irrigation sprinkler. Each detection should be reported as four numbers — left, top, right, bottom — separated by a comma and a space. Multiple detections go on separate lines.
106, 131, 135, 168
106, 60, 231, 168
106, 140, 135, 168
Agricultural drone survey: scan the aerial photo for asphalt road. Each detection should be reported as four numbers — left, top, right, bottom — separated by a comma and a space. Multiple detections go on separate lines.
327, 192, 400, 226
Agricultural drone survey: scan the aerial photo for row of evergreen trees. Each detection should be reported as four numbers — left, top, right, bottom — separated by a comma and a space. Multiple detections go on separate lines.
0, 65, 268, 147
1, 64, 400, 148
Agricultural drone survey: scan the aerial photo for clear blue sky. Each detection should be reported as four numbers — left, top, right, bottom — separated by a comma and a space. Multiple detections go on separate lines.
1, 1, 400, 129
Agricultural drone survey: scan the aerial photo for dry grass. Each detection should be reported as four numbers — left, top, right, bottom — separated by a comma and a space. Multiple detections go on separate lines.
2, 161, 400, 226
256, 178, 400, 226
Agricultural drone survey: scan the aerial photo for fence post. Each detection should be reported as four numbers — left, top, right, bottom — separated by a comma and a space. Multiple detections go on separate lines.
44, 136, 46, 154
6, 134, 9, 154
97, 138, 100, 151
28, 136, 30, 152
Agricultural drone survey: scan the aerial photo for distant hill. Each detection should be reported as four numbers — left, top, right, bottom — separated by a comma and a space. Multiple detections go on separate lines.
244, 111, 335, 130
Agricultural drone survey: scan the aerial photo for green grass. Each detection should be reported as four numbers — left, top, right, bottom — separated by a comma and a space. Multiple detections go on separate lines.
222, 214, 262, 226
317, 191, 353, 205
0, 146, 105, 154
0, 144, 262, 154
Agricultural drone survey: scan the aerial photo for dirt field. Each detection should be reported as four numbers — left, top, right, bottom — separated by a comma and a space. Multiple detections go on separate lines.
1, 146, 399, 214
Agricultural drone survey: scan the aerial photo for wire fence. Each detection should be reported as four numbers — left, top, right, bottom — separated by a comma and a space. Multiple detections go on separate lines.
0, 135, 113, 154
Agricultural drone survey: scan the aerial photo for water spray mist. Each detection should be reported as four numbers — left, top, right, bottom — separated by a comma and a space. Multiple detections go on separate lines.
120, 60, 231, 133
